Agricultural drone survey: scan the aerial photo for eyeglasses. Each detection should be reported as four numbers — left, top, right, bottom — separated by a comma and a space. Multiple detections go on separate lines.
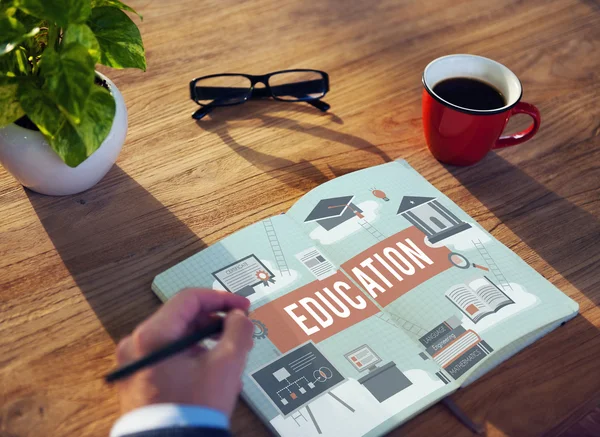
189, 69, 330, 120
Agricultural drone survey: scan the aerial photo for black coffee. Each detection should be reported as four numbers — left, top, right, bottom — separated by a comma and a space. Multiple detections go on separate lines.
432, 77, 506, 110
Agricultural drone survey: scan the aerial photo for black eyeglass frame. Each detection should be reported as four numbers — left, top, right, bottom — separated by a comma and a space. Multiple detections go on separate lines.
189, 69, 330, 119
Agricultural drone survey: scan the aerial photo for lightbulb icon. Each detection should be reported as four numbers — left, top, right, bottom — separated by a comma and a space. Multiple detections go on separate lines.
372, 188, 389, 202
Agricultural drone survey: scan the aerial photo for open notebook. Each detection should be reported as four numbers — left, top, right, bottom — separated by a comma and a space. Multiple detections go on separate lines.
153, 160, 578, 437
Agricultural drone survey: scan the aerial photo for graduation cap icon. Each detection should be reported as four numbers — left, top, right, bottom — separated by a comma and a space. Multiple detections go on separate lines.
305, 196, 364, 231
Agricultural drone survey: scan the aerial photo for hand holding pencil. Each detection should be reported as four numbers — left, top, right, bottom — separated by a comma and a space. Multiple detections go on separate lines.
113, 289, 254, 417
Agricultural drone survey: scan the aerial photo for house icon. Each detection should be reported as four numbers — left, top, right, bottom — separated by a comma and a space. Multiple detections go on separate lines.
397, 196, 471, 244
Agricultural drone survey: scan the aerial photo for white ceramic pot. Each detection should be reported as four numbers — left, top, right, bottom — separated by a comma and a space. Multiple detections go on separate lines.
0, 72, 127, 196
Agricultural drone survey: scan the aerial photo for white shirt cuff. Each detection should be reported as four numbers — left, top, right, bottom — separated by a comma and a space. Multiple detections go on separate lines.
110, 404, 228, 437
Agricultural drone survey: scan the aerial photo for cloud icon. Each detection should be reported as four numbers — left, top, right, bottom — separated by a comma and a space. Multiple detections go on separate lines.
308, 201, 380, 245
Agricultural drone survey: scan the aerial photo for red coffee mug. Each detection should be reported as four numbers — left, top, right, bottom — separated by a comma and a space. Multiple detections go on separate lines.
422, 54, 541, 166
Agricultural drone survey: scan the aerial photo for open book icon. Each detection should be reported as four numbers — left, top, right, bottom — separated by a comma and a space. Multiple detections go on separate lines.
445, 277, 515, 323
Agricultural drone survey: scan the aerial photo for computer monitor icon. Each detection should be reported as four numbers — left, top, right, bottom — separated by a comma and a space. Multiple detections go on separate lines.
344, 344, 382, 373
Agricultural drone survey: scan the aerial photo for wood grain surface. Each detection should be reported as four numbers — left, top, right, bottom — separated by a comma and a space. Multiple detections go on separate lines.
1, 0, 599, 436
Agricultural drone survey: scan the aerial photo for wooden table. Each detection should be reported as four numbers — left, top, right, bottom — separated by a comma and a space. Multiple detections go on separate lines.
1, 0, 599, 435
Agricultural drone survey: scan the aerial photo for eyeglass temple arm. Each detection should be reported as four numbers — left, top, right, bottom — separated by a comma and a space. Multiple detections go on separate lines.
192, 105, 213, 120
261, 81, 330, 111
306, 99, 330, 112
192, 95, 233, 119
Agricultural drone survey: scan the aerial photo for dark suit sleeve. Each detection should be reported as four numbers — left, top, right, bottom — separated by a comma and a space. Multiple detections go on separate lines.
120, 427, 231, 437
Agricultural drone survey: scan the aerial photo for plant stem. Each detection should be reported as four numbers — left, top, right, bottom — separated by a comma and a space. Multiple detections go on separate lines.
48, 24, 59, 51
31, 58, 39, 75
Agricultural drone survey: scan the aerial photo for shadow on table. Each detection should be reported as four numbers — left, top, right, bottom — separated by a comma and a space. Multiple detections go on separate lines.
440, 153, 600, 436
26, 165, 206, 342
195, 100, 391, 191
445, 152, 600, 304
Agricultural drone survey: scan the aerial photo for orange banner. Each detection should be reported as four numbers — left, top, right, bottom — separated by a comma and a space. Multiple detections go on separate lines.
250, 271, 379, 353
251, 227, 451, 353
341, 226, 451, 307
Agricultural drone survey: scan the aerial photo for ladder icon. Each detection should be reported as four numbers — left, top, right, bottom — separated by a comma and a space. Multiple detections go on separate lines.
263, 218, 291, 276
472, 239, 512, 291
358, 219, 385, 242
377, 311, 428, 338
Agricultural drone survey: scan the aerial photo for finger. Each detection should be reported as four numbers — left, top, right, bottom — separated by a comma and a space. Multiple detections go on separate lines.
214, 309, 254, 363
116, 335, 135, 365
185, 342, 209, 359
190, 312, 229, 334
133, 289, 250, 353
152, 289, 250, 337
155, 289, 250, 332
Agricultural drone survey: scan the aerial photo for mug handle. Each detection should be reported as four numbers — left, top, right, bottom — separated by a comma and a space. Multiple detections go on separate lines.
493, 102, 541, 149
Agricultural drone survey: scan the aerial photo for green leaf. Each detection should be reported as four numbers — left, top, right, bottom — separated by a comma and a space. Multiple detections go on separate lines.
0, 46, 30, 75
0, 1, 18, 16
17, 82, 64, 138
68, 85, 115, 155
63, 23, 100, 63
0, 79, 24, 126
14, 7, 42, 24
51, 87, 115, 166
88, 7, 146, 71
0, 15, 39, 56
15, 0, 91, 26
41, 44, 95, 124
19, 82, 116, 167
90, 0, 142, 20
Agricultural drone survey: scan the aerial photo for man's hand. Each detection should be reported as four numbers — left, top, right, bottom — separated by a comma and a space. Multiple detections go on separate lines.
115, 289, 254, 417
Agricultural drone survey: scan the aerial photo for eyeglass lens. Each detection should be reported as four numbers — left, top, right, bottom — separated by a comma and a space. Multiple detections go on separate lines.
268, 71, 326, 101
194, 75, 252, 106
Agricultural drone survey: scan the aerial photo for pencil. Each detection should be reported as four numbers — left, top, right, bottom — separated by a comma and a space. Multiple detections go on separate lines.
104, 318, 225, 383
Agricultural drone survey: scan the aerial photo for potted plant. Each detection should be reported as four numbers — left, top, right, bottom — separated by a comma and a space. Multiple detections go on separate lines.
0, 0, 146, 195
